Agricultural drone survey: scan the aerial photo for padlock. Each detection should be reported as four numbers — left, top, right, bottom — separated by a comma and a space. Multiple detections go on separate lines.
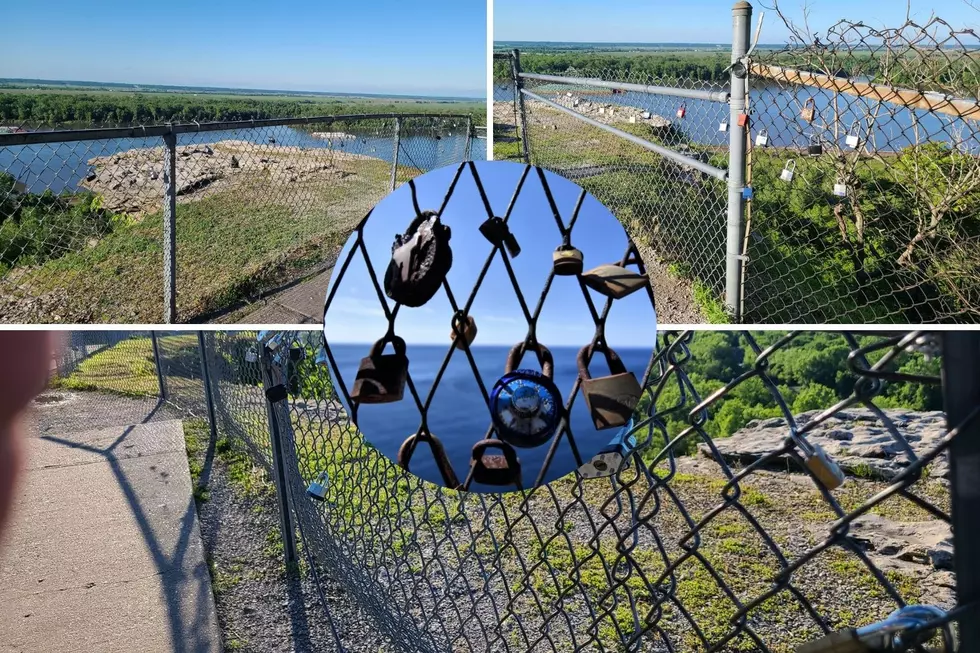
736, 113, 749, 128
780, 160, 796, 183
384, 210, 453, 308
755, 129, 769, 147
553, 244, 584, 276
676, 104, 686, 119
581, 264, 649, 300
397, 431, 460, 489
450, 313, 478, 350
245, 348, 258, 363
808, 135, 823, 157
350, 335, 408, 404
578, 418, 642, 479
742, 186, 754, 201
489, 342, 563, 449
791, 432, 845, 491
801, 98, 816, 122
470, 439, 522, 488
479, 216, 521, 258
799, 605, 952, 653
577, 343, 643, 430
833, 181, 847, 198
288, 345, 305, 362
719, 120, 729, 133
845, 120, 861, 149
306, 472, 329, 501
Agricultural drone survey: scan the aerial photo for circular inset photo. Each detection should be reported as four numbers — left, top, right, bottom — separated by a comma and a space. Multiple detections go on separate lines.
322, 160, 657, 493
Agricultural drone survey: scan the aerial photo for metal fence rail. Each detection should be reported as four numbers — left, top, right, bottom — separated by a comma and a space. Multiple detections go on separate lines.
494, 2, 980, 324
1, 112, 481, 324
46, 329, 980, 652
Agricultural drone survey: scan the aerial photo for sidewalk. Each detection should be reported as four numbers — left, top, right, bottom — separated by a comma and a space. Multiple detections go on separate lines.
0, 404, 222, 653
234, 268, 331, 324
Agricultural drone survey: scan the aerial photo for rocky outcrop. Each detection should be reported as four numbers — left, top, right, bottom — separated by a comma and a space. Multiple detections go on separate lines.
701, 408, 949, 480
550, 92, 673, 129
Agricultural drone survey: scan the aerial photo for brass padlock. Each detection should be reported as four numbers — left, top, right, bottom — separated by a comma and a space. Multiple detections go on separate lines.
577, 343, 643, 430
351, 335, 408, 404
801, 98, 816, 122
581, 264, 648, 300
792, 432, 845, 491
553, 244, 584, 276
450, 313, 478, 349
469, 439, 522, 488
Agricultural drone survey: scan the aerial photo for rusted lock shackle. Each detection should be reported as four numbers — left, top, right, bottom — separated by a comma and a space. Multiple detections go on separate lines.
351, 334, 409, 405
370, 333, 407, 358
397, 432, 460, 489
577, 342, 628, 379
469, 439, 522, 488
505, 341, 555, 377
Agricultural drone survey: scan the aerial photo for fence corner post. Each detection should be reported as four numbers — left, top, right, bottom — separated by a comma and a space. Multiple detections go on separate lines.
259, 342, 299, 569
726, 0, 752, 322
150, 331, 167, 399
162, 131, 178, 324
389, 117, 402, 193
511, 49, 531, 164
196, 331, 218, 444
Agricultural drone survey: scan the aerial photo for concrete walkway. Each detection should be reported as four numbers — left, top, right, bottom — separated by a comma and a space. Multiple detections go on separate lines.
233, 268, 330, 324
0, 416, 222, 653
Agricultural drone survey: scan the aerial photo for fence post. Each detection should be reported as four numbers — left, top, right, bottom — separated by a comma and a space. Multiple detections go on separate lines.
942, 331, 980, 650
259, 342, 299, 568
512, 49, 531, 164
726, 1, 751, 322
150, 331, 167, 399
196, 331, 219, 444
389, 117, 401, 193
463, 115, 473, 161
162, 131, 178, 324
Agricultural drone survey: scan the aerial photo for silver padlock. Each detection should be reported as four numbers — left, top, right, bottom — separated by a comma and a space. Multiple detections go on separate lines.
800, 605, 953, 653
833, 181, 848, 198
791, 431, 845, 491
719, 120, 729, 133
578, 418, 642, 479
245, 348, 258, 363
780, 160, 796, 183
306, 471, 329, 501
845, 121, 861, 149
755, 129, 769, 147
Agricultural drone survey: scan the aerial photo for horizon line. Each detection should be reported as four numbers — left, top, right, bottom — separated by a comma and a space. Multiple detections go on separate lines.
327, 341, 654, 348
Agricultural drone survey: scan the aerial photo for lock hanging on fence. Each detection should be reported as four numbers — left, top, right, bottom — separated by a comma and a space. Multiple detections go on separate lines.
736, 114, 749, 128
397, 431, 460, 489
469, 439, 522, 488
780, 160, 796, 183
719, 119, 729, 133
797, 604, 953, 653
676, 104, 686, 119
845, 120, 862, 149
553, 244, 584, 276
755, 129, 769, 147
384, 210, 453, 308
489, 342, 563, 449
833, 179, 848, 198
450, 313, 478, 350
578, 418, 644, 479
581, 264, 649, 300
577, 343, 643, 431
306, 472, 329, 501
801, 98, 817, 123
351, 335, 408, 404
791, 431, 846, 491
808, 135, 824, 157
479, 216, 521, 258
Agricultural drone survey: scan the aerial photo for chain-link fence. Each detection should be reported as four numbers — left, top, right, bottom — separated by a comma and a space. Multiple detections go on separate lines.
494, 3, 980, 325
41, 328, 980, 652
1, 113, 481, 324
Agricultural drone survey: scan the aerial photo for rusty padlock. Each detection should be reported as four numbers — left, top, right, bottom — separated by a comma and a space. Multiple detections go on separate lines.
470, 439, 522, 488
791, 431, 845, 491
397, 431, 460, 489
450, 313, 478, 349
553, 244, 584, 276
350, 335, 408, 404
577, 343, 643, 430
489, 342, 563, 448
801, 98, 816, 122
581, 264, 649, 300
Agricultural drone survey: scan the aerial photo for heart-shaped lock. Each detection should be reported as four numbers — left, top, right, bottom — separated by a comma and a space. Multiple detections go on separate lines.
351, 335, 408, 404
577, 343, 643, 430
384, 211, 453, 307
489, 342, 563, 448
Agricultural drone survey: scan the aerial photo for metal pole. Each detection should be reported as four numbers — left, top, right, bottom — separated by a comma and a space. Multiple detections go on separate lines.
942, 331, 980, 651
512, 49, 531, 164
196, 332, 219, 444
162, 132, 178, 324
725, 1, 751, 322
389, 117, 401, 193
463, 115, 473, 161
150, 332, 166, 399
260, 344, 298, 567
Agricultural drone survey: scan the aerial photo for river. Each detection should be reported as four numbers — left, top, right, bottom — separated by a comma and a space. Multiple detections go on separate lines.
0, 125, 486, 195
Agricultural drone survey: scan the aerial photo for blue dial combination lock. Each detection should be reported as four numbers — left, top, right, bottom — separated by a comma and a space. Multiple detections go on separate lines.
489, 342, 563, 449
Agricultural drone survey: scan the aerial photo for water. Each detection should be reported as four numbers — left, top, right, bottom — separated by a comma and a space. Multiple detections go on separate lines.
496, 82, 980, 153
329, 343, 654, 493
0, 125, 485, 195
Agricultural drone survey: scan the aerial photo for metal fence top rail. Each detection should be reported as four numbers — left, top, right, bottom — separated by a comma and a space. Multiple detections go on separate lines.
519, 72, 731, 104
0, 112, 477, 147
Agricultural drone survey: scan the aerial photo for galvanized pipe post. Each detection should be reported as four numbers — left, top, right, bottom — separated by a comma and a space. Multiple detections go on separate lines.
942, 331, 980, 651
726, 1, 752, 322
162, 131, 178, 323
389, 117, 401, 193
150, 331, 166, 399
512, 49, 531, 163
196, 331, 219, 444
463, 115, 473, 161
259, 343, 298, 567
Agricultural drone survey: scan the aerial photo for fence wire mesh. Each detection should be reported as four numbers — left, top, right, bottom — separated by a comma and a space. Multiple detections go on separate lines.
0, 114, 478, 324
494, 7, 980, 324
38, 328, 979, 652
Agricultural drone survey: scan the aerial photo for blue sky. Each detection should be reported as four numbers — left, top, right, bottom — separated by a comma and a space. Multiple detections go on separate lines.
323, 161, 657, 348
494, 0, 979, 44
0, 0, 486, 98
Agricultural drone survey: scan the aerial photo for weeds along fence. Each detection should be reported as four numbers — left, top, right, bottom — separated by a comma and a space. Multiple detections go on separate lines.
47, 329, 980, 652
0, 113, 480, 324
493, 3, 980, 324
